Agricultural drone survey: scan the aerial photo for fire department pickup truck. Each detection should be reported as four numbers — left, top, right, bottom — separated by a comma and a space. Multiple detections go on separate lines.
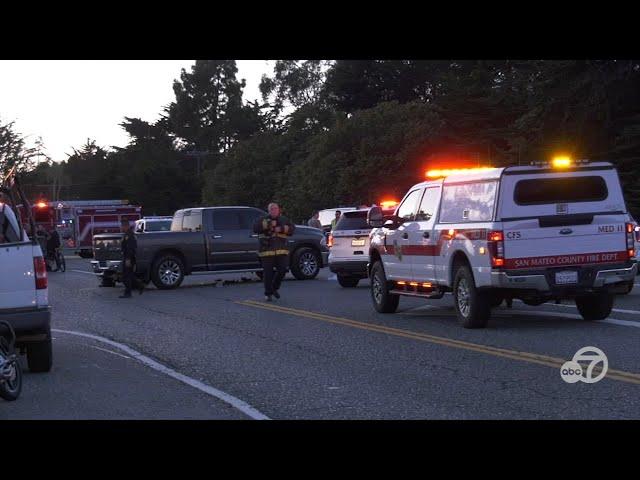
367, 159, 637, 328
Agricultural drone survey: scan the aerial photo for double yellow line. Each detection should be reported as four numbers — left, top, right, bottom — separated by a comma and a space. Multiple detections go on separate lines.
237, 299, 640, 385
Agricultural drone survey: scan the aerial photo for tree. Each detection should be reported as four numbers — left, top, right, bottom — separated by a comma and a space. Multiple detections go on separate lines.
0, 119, 42, 175
166, 60, 263, 158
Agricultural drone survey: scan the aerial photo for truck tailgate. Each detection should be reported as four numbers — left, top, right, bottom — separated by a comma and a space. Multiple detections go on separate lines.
503, 214, 628, 270
0, 243, 37, 309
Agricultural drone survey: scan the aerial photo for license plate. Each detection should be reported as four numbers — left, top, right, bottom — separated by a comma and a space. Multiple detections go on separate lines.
351, 238, 365, 247
555, 271, 578, 285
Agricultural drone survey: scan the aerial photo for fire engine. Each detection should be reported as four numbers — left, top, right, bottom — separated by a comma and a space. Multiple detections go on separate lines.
18, 199, 141, 258
366, 157, 637, 328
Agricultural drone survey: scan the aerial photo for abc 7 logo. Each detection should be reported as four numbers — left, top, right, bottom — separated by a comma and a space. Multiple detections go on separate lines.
560, 347, 608, 384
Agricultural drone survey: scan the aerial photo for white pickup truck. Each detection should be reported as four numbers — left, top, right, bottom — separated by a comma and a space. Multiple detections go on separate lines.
367, 160, 637, 328
0, 177, 52, 372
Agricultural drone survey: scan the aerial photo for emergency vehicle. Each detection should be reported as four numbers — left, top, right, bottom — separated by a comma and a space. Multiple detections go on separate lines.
328, 201, 399, 287
54, 200, 141, 257
367, 158, 637, 328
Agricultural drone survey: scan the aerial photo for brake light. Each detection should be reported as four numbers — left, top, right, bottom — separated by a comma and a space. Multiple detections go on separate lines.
488, 230, 505, 268
626, 223, 636, 258
327, 234, 333, 248
34, 256, 48, 289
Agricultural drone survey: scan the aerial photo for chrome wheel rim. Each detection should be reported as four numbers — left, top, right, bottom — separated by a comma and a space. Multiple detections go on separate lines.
372, 272, 384, 304
457, 278, 471, 318
159, 260, 181, 285
3, 363, 18, 393
299, 252, 318, 277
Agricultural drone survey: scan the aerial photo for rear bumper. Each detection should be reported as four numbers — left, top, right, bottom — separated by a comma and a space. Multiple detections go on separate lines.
321, 251, 329, 267
91, 260, 122, 276
329, 259, 369, 277
490, 262, 637, 295
0, 307, 51, 339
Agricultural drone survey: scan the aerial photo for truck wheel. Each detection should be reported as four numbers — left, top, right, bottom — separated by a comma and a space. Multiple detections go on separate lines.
370, 261, 399, 313
290, 248, 320, 280
27, 335, 53, 373
575, 293, 614, 321
337, 275, 359, 288
151, 255, 185, 289
453, 264, 490, 329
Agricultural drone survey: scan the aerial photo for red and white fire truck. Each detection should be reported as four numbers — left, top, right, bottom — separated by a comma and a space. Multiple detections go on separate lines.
55, 200, 142, 257
18, 199, 141, 258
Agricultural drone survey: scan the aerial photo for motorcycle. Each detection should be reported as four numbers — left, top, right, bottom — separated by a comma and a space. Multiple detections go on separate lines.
0, 321, 22, 401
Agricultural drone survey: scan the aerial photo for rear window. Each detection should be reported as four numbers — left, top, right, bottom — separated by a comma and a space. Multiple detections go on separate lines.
145, 220, 172, 232
514, 176, 608, 205
335, 211, 368, 230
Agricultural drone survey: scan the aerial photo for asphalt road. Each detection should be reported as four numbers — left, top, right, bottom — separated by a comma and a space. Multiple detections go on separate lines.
3, 256, 640, 419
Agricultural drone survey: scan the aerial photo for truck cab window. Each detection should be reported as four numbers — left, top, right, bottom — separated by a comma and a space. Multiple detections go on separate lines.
182, 210, 203, 232
396, 189, 423, 222
212, 210, 242, 230
415, 187, 440, 222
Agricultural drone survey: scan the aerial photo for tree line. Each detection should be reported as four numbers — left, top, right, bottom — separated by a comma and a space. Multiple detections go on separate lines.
3, 60, 639, 221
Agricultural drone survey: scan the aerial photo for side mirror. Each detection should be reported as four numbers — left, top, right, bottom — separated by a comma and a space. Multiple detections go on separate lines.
367, 206, 385, 228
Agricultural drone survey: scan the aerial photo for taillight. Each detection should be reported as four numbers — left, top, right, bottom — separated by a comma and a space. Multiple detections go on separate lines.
488, 230, 505, 268
34, 256, 48, 289
626, 223, 636, 258
327, 234, 333, 248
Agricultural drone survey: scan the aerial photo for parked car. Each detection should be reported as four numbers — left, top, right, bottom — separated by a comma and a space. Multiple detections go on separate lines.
91, 206, 329, 289
0, 177, 52, 372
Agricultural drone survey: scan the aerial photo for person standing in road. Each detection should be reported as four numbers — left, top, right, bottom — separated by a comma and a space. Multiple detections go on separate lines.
46, 225, 62, 271
307, 210, 322, 229
120, 218, 144, 298
330, 210, 341, 230
253, 203, 295, 302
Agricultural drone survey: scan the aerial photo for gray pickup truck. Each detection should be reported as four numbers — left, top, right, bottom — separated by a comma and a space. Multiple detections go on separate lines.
91, 206, 329, 289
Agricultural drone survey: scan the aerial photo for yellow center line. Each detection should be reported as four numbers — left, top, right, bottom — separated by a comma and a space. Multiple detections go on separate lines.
236, 300, 640, 385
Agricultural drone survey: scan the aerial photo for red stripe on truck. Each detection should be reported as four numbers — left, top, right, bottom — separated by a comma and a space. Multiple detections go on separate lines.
504, 251, 629, 270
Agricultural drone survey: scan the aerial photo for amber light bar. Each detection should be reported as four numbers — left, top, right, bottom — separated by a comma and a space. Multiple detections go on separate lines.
426, 167, 495, 178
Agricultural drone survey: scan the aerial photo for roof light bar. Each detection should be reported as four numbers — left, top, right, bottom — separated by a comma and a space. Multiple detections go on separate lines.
426, 167, 495, 179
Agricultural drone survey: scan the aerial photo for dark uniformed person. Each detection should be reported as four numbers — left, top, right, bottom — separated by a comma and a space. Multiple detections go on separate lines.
253, 202, 295, 301
120, 218, 144, 298
46, 226, 61, 271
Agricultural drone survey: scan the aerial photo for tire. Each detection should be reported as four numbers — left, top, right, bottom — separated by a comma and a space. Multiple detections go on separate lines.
27, 335, 53, 373
452, 264, 490, 329
79, 250, 93, 259
100, 276, 116, 287
337, 275, 360, 288
0, 361, 22, 401
151, 254, 185, 290
370, 261, 399, 313
290, 247, 321, 280
575, 293, 614, 321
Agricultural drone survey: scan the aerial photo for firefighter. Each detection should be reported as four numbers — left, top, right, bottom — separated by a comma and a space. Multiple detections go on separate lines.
253, 202, 295, 301
46, 226, 62, 271
119, 218, 144, 298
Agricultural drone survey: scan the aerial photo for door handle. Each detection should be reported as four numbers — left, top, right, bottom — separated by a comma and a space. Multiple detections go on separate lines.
422, 232, 430, 239
211, 234, 222, 239
402, 232, 409, 239
250, 234, 259, 238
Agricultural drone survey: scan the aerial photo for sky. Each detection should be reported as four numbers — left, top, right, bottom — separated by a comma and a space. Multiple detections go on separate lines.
0, 60, 274, 161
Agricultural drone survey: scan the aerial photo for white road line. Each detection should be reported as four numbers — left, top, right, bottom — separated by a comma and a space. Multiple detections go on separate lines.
52, 328, 270, 420
400, 305, 640, 328
514, 300, 640, 316
71, 269, 96, 275
89, 345, 133, 360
